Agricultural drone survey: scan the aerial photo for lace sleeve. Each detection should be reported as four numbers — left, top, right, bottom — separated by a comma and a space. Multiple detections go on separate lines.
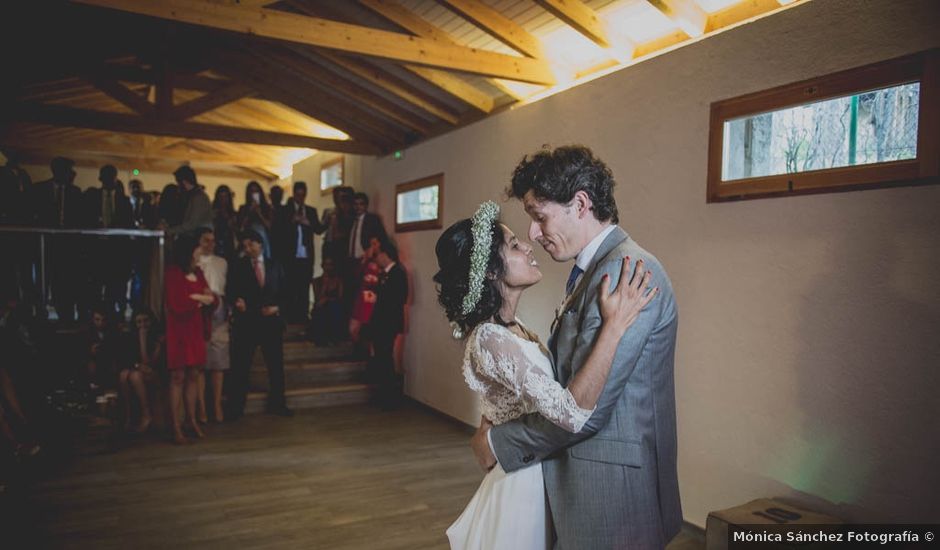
473, 324, 594, 433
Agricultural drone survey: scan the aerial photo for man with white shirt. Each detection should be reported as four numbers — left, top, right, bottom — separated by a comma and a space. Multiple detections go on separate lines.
346, 192, 389, 322
275, 181, 326, 324
347, 193, 388, 264
471, 145, 682, 549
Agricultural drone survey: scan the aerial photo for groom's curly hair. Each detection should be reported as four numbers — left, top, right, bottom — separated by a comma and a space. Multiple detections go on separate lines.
508, 144, 619, 224
433, 217, 506, 338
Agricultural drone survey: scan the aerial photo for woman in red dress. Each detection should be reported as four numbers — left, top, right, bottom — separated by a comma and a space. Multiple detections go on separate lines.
349, 237, 382, 349
165, 233, 216, 444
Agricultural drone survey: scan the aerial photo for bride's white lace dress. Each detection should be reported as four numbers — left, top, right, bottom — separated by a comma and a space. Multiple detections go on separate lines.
446, 322, 594, 550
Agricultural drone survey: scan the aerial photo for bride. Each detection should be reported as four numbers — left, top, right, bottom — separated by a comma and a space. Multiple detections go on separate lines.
433, 201, 657, 550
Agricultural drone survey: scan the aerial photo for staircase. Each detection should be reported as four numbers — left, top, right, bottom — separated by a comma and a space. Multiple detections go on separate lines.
244, 325, 371, 414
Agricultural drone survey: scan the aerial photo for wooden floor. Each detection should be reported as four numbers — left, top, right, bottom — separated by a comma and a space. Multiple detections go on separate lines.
18, 404, 482, 549
12, 403, 704, 549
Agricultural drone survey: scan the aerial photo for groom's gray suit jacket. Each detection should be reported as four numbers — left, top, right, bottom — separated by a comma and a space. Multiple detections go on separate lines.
490, 226, 682, 549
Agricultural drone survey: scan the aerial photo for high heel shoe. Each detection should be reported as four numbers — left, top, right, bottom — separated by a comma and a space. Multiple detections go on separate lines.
135, 417, 152, 434
186, 422, 206, 439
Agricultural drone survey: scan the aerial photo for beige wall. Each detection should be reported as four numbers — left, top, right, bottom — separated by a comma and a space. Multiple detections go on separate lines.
325, 0, 940, 528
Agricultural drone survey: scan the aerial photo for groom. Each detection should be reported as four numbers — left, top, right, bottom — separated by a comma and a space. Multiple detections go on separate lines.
471, 145, 682, 549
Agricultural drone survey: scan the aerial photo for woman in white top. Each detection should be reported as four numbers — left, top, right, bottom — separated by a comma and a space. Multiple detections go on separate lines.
433, 202, 656, 550
195, 227, 229, 423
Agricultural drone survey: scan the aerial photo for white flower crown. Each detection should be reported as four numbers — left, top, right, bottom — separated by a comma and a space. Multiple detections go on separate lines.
460, 200, 500, 317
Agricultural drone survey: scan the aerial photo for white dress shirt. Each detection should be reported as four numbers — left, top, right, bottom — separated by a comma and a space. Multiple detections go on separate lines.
198, 254, 228, 296
350, 213, 365, 259
293, 201, 308, 259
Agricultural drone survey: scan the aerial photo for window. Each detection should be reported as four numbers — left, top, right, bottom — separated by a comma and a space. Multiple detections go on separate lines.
319, 157, 343, 195
707, 49, 939, 202
395, 174, 443, 232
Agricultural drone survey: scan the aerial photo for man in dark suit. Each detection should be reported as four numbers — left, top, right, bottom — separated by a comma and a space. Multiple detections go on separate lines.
31, 157, 83, 322
83, 165, 132, 229
321, 186, 355, 264
128, 179, 156, 229
368, 239, 407, 409
82, 165, 133, 318
31, 156, 83, 229
226, 230, 293, 419
0, 154, 32, 226
347, 193, 388, 264
274, 181, 325, 323
346, 192, 388, 326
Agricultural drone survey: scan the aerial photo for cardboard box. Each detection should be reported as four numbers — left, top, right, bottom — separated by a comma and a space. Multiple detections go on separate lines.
706, 498, 842, 550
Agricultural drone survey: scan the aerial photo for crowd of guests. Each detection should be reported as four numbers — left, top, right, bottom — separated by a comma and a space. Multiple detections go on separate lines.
0, 156, 409, 450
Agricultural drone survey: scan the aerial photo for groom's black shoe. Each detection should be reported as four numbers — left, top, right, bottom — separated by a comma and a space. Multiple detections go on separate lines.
266, 404, 295, 417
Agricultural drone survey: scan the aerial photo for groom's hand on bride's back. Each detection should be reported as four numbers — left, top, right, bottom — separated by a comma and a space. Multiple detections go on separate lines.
471, 416, 496, 472
598, 256, 658, 334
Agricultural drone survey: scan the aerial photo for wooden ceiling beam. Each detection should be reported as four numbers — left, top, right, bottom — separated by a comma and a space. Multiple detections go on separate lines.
358, 0, 506, 111
296, 0, 495, 113
96, 64, 230, 92
209, 49, 408, 148
71, 0, 556, 85
402, 66, 494, 113
204, 100, 315, 136
358, 0, 452, 42
646, 0, 708, 38
167, 83, 256, 120
265, 46, 434, 135
632, 30, 688, 59
154, 63, 174, 116
86, 77, 155, 115
1, 102, 379, 154
315, 51, 461, 125
238, 165, 280, 181
534, 0, 610, 48
704, 0, 783, 33
183, 140, 284, 165
437, 0, 545, 59
279, 0, 467, 122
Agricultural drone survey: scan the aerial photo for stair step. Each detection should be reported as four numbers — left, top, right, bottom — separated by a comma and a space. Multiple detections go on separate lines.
283, 324, 308, 342
244, 383, 372, 413
252, 341, 355, 364
249, 360, 367, 391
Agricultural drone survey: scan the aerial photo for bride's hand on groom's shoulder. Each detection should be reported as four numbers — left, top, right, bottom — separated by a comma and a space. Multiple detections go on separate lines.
598, 256, 658, 334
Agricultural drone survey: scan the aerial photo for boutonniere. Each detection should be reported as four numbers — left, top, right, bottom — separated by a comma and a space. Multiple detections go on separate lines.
551, 294, 571, 334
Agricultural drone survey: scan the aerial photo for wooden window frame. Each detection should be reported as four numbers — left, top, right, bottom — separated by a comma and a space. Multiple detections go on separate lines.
707, 49, 939, 203
319, 156, 344, 197
394, 174, 444, 233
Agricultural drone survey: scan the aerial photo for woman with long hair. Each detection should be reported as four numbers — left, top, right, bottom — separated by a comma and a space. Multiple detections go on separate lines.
212, 185, 237, 261
236, 181, 274, 259
435, 202, 656, 549
118, 307, 163, 433
195, 228, 229, 424
164, 233, 216, 444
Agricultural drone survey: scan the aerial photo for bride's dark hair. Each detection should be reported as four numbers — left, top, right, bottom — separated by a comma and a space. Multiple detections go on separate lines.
433, 217, 506, 337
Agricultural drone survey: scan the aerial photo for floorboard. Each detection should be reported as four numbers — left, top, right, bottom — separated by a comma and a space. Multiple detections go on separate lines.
10, 403, 703, 549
